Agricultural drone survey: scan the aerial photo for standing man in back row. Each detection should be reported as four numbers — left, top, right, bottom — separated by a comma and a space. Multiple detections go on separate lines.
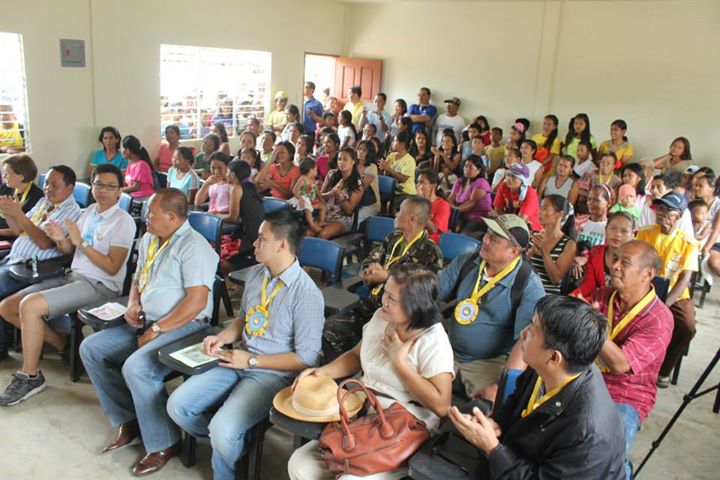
433, 97, 466, 146
408, 87, 437, 136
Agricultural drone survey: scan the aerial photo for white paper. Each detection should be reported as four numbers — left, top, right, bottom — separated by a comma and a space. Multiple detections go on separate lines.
168, 343, 217, 368
87, 302, 127, 321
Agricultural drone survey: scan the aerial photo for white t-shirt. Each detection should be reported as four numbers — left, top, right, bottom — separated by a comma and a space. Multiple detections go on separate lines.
577, 219, 607, 247
337, 124, 356, 148
574, 159, 596, 178
434, 114, 466, 146
360, 310, 454, 432
70, 203, 137, 292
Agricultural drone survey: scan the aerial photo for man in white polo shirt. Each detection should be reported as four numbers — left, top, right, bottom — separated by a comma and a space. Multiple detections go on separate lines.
0, 164, 136, 406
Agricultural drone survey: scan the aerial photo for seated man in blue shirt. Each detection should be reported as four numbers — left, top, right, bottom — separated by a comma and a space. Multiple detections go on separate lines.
167, 210, 325, 480
79, 188, 219, 477
438, 214, 545, 402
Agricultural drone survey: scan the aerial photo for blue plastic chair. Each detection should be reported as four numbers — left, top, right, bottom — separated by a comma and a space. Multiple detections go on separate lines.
299, 237, 344, 285
118, 193, 132, 212
155, 171, 168, 189
263, 197, 288, 214
365, 216, 395, 243
378, 175, 395, 213
73, 182, 92, 208
37, 173, 46, 190
439, 232, 480, 263
448, 207, 460, 232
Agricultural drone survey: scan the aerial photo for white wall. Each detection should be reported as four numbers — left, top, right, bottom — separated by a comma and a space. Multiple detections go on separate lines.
346, 0, 720, 169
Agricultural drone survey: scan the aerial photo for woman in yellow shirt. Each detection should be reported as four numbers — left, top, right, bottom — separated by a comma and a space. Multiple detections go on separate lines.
598, 119, 634, 170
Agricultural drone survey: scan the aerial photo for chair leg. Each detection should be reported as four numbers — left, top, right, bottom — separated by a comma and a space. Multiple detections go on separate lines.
13, 326, 21, 352
671, 356, 682, 385
182, 432, 196, 468
69, 315, 83, 382
221, 283, 234, 317
699, 281, 709, 309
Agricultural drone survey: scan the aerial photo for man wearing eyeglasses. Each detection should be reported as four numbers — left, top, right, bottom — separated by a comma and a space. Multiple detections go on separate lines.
0, 165, 82, 361
0, 164, 135, 406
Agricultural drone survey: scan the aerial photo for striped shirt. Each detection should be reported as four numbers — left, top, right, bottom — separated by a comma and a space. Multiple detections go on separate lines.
530, 235, 572, 294
6, 195, 82, 265
239, 260, 325, 375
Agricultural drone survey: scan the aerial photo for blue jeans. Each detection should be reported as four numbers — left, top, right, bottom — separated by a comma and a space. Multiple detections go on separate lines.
0, 263, 32, 351
616, 402, 641, 480
79, 321, 207, 452
167, 366, 292, 480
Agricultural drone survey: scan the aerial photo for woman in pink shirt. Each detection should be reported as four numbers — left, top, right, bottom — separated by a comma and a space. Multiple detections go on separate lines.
154, 125, 180, 173
121, 135, 155, 198
449, 154, 492, 234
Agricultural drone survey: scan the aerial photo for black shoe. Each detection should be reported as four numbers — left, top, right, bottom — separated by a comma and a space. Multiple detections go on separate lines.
0, 371, 47, 406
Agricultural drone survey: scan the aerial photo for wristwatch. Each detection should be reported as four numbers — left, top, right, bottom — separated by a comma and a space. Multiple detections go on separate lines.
247, 354, 258, 369
80, 240, 91, 250
151, 322, 162, 337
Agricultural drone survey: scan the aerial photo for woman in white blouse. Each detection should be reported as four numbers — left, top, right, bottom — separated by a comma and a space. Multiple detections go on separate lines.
288, 264, 454, 480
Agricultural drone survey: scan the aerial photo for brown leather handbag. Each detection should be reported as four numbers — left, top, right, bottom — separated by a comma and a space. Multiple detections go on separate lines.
318, 378, 430, 476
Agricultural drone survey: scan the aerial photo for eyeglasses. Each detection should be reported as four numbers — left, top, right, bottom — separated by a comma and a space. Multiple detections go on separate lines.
92, 182, 120, 191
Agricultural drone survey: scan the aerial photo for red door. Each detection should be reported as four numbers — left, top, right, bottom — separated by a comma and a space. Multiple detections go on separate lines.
334, 56, 382, 106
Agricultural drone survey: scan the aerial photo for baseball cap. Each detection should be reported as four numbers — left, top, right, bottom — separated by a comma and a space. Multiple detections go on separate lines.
444, 97, 461, 106
652, 192, 688, 212
482, 214, 530, 249
274, 90, 288, 100
684, 165, 700, 175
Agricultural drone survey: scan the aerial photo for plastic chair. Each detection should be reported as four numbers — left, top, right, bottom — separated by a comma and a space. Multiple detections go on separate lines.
118, 193, 132, 212
263, 196, 288, 214
378, 175, 396, 215
298, 237, 344, 285
155, 171, 167, 189
448, 207, 460, 232
37, 173, 46, 190
366, 215, 395, 243
73, 182, 92, 208
439, 232, 480, 263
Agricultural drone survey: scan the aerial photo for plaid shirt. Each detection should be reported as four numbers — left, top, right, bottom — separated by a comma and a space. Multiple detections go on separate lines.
591, 286, 674, 421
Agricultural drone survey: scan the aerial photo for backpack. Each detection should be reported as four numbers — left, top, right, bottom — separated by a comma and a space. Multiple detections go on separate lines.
449, 252, 532, 321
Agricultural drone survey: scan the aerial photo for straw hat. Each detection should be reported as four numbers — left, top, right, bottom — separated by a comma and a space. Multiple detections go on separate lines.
273, 375, 364, 423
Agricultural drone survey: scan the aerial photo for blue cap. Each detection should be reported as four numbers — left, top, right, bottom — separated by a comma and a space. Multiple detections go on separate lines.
652, 192, 688, 212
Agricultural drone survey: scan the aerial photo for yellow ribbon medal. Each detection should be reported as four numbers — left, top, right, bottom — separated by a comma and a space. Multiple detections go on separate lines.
521, 373, 582, 418
245, 275, 283, 337
370, 230, 425, 297
137, 237, 171, 293
454, 256, 521, 325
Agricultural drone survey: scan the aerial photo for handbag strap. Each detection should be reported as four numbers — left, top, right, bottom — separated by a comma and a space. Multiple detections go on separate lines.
337, 379, 395, 440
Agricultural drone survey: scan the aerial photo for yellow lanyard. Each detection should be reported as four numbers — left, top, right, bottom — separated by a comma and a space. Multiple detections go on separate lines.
371, 230, 425, 297
15, 183, 32, 205
470, 256, 520, 303
29, 201, 54, 226
137, 237, 171, 293
596, 288, 656, 372
598, 173, 612, 185
245, 275, 284, 336
521, 373, 581, 418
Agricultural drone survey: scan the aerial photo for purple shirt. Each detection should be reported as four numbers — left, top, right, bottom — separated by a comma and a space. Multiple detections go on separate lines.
451, 176, 492, 221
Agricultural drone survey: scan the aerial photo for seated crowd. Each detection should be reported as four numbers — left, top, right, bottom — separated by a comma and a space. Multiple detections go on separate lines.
0, 82, 716, 480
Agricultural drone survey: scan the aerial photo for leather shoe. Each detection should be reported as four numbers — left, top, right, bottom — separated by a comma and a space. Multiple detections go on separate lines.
131, 441, 181, 477
102, 419, 140, 454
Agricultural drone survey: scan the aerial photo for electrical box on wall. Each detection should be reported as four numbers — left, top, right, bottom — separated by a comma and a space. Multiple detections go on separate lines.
60, 39, 85, 67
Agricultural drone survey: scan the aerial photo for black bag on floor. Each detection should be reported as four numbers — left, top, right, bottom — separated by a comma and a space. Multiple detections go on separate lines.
408, 427, 489, 480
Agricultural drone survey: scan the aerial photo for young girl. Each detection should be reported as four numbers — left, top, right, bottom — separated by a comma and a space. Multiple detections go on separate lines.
194, 133, 220, 176
288, 158, 326, 233
610, 184, 641, 220
507, 122, 526, 150
280, 105, 300, 142
357, 140, 381, 223
689, 199, 712, 243
239, 147, 262, 183
620, 162, 647, 207
411, 130, 433, 168
564, 113, 597, 161
492, 147, 520, 193
194, 152, 233, 218
520, 139, 544, 189
531, 114, 561, 177
432, 132, 462, 188
599, 119, 634, 169
485, 127, 506, 176
474, 115, 492, 145
213, 122, 231, 155
541, 154, 575, 200
572, 140, 596, 178
121, 135, 155, 199
154, 125, 180, 173
337, 110, 357, 148
167, 146, 200, 201
295, 135, 315, 165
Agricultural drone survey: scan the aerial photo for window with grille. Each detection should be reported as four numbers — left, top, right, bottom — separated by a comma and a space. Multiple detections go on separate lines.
0, 32, 30, 154
159, 44, 271, 141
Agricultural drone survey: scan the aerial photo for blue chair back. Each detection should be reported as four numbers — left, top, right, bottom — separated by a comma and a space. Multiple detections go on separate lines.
448, 207, 460, 231
497, 368, 523, 404
118, 193, 132, 213
378, 175, 395, 196
188, 211, 222, 256
264, 197, 288, 214
365, 216, 395, 243
439, 232, 480, 262
652, 276, 671, 302
299, 237, 344, 284
73, 182, 92, 208
155, 171, 168, 189
38, 173, 47, 190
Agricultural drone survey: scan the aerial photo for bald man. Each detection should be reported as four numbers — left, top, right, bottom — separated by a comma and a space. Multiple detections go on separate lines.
589, 240, 673, 479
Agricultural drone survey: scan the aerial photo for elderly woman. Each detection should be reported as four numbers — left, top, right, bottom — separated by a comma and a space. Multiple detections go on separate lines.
0, 154, 43, 236
288, 264, 454, 480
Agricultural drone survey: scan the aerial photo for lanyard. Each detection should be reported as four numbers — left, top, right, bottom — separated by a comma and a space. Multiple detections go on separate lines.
137, 237, 171, 293
598, 173, 612, 185
81, 211, 103, 245
29, 201, 55, 226
14, 183, 32, 205
521, 373, 581, 418
371, 230, 425, 297
245, 275, 284, 336
470, 256, 520, 302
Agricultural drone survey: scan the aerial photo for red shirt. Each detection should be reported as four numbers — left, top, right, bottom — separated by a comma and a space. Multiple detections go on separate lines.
572, 245, 608, 298
268, 164, 300, 200
493, 183, 541, 231
429, 197, 450, 243
591, 286, 674, 421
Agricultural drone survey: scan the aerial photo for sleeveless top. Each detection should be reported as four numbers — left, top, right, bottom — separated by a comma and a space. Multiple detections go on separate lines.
530, 234, 571, 294
238, 186, 264, 256
209, 182, 232, 213
544, 176, 573, 199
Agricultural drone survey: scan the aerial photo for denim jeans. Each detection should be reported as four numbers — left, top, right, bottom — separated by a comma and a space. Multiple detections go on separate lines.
616, 402, 641, 480
0, 263, 32, 351
167, 366, 292, 480
79, 321, 207, 452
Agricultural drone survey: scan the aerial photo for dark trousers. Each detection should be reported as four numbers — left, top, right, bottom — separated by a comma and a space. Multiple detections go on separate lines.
659, 298, 697, 377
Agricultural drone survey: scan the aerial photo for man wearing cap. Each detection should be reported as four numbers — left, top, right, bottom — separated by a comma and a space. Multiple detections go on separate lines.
589, 240, 673, 479
359, 92, 392, 142
438, 214, 545, 401
433, 97, 466, 146
302, 82, 324, 136
408, 87, 437, 136
636, 192, 698, 388
266, 91, 289, 134
167, 211, 324, 480
342, 85, 365, 130
493, 163, 542, 231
